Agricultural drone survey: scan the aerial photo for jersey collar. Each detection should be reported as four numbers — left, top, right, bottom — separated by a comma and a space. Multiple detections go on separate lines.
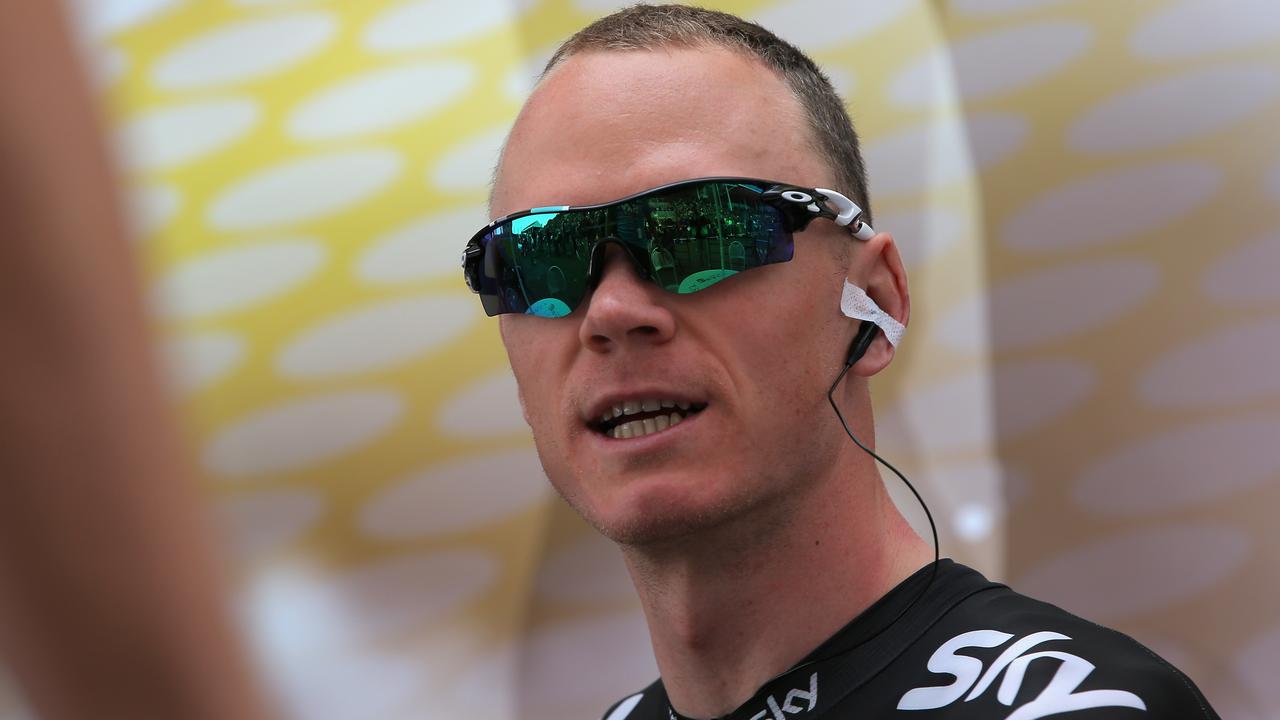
661, 560, 994, 720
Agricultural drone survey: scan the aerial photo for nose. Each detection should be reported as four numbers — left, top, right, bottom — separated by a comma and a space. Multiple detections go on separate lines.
578, 242, 676, 354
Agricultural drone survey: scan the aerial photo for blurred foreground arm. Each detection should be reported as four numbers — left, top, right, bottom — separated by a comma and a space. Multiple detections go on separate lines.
0, 2, 272, 718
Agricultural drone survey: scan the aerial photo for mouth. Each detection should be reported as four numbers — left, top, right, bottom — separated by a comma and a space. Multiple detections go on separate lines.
589, 398, 708, 440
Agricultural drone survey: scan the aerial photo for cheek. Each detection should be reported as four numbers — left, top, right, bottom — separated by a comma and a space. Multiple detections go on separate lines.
509, 358, 556, 435
509, 356, 578, 489
732, 282, 843, 419
502, 321, 560, 431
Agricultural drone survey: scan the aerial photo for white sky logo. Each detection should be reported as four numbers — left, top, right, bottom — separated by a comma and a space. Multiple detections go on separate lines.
897, 629, 1146, 719
749, 672, 818, 720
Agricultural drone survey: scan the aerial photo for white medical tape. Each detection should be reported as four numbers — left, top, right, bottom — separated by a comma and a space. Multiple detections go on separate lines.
840, 280, 905, 348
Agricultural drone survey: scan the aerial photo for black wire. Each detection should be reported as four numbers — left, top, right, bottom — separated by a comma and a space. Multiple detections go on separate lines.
827, 359, 940, 562
806, 357, 941, 660
667, 358, 945, 718
729, 358, 942, 698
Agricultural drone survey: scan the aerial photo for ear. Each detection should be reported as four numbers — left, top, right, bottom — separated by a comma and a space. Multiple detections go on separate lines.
847, 231, 909, 377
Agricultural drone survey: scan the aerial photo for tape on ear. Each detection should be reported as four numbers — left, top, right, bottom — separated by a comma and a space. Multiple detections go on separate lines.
840, 280, 905, 348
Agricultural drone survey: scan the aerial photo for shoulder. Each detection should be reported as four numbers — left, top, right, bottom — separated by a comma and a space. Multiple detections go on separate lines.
884, 570, 1220, 718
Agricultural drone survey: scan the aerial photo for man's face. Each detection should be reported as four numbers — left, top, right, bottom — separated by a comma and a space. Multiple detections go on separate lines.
493, 47, 860, 546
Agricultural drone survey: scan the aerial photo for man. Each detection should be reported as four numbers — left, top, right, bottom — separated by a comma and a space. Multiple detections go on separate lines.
464, 5, 1220, 718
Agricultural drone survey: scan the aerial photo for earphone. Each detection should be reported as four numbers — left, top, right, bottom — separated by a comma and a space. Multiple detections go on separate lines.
845, 319, 879, 365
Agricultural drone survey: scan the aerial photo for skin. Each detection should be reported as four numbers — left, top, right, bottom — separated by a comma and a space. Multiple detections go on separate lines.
0, 3, 271, 718
494, 46, 932, 717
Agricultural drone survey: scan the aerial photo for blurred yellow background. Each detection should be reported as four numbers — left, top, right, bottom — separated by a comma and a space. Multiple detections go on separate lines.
3, 0, 1275, 717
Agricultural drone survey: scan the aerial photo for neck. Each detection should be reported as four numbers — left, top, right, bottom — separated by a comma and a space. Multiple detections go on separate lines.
619, 454, 932, 719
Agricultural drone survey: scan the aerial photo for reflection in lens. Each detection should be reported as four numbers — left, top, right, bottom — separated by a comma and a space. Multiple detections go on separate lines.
639, 182, 790, 294
526, 297, 572, 317
484, 180, 796, 316
677, 268, 738, 293
502, 210, 591, 314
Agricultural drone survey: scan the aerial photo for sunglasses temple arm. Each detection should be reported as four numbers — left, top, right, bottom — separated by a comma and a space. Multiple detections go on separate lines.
815, 187, 875, 241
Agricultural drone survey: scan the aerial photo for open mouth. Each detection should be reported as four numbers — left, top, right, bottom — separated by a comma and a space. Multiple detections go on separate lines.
592, 399, 708, 439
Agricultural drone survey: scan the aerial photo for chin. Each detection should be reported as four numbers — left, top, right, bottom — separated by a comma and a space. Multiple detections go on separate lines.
594, 505, 718, 547
561, 472, 775, 548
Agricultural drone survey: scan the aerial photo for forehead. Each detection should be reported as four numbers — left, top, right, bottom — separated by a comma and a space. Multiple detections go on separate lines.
492, 46, 829, 217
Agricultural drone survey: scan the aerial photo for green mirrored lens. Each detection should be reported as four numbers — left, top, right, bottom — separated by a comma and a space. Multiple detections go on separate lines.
498, 210, 593, 316
483, 180, 795, 316
639, 182, 789, 293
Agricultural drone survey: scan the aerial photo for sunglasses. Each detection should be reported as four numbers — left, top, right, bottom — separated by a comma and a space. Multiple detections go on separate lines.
461, 177, 874, 317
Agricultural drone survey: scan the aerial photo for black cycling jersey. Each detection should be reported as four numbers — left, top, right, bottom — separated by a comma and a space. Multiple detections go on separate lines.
601, 560, 1219, 719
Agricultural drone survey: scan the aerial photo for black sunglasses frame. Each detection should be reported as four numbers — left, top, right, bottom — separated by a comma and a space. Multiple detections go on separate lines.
461, 176, 872, 316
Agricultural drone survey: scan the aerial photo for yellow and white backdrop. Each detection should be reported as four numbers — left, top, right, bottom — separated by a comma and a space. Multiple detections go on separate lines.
3, 0, 1277, 717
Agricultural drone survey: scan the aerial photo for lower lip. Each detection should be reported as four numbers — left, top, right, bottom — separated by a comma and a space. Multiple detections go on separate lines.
588, 408, 705, 451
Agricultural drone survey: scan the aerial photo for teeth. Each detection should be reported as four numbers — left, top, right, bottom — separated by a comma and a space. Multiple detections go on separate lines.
609, 412, 687, 439
598, 398, 704, 437
611, 399, 692, 417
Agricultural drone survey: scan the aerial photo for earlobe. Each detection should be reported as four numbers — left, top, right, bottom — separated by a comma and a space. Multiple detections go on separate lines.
841, 283, 899, 377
